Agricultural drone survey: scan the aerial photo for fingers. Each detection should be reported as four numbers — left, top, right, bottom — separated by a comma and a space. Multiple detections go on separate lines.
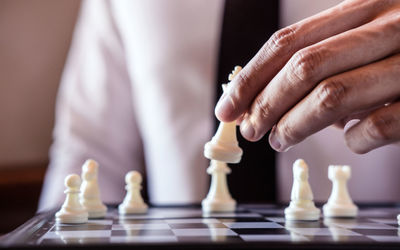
215, 0, 393, 123
345, 102, 400, 154
241, 7, 400, 142
267, 52, 400, 151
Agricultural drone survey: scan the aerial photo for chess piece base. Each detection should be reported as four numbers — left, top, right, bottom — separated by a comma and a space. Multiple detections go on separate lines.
118, 203, 148, 215
201, 198, 236, 213
204, 141, 242, 163
323, 203, 358, 218
284, 204, 320, 221
82, 200, 107, 218
56, 210, 88, 224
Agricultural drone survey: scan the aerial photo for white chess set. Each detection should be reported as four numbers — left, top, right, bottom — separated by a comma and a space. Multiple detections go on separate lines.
54, 66, 400, 226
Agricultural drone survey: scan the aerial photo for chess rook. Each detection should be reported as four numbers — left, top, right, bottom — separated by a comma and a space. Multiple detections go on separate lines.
323, 165, 358, 218
55, 174, 88, 224
119, 171, 148, 215
80, 159, 107, 218
285, 159, 320, 221
204, 66, 243, 163
202, 160, 236, 213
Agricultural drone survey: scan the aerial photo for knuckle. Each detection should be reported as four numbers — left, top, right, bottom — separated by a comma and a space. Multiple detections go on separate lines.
254, 96, 272, 121
232, 71, 252, 100
278, 122, 301, 144
268, 26, 297, 56
289, 47, 326, 83
364, 114, 393, 141
315, 78, 347, 113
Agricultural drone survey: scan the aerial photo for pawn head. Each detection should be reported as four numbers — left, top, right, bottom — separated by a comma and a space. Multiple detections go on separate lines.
82, 159, 98, 181
328, 165, 351, 180
65, 174, 81, 189
293, 159, 309, 181
82, 159, 99, 173
126, 171, 142, 184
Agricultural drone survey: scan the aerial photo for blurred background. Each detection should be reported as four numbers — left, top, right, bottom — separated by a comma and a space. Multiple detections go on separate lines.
0, 0, 80, 234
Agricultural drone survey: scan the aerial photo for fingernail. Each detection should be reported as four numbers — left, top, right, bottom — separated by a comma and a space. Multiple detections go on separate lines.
240, 119, 255, 140
268, 128, 281, 151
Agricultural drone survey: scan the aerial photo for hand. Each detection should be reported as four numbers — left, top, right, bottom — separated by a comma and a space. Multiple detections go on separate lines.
215, 0, 400, 154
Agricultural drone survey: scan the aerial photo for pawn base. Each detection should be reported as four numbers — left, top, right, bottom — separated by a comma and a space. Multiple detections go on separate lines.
204, 141, 242, 163
55, 210, 88, 224
285, 205, 320, 221
119, 203, 148, 215
82, 201, 107, 218
323, 203, 358, 218
201, 198, 236, 213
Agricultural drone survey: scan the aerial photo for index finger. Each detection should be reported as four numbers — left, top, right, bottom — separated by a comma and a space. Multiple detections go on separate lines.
215, 0, 388, 122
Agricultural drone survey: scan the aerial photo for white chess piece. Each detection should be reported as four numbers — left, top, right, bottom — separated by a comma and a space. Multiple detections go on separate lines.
204, 66, 243, 163
323, 165, 358, 218
285, 159, 320, 221
119, 171, 148, 214
397, 214, 400, 226
202, 160, 236, 213
55, 174, 88, 224
79, 159, 107, 218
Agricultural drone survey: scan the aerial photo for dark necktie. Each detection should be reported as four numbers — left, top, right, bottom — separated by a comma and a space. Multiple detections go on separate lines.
216, 0, 279, 202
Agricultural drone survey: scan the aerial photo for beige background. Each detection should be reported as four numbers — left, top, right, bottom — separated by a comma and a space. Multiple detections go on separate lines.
0, 0, 80, 168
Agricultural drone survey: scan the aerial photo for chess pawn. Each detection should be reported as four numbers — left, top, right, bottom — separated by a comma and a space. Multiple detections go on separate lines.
323, 165, 358, 218
202, 160, 236, 213
80, 159, 107, 218
55, 174, 88, 224
119, 171, 148, 214
204, 67, 243, 164
397, 214, 400, 226
285, 159, 320, 221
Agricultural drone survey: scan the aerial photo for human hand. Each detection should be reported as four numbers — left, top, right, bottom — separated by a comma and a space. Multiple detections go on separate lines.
215, 0, 400, 154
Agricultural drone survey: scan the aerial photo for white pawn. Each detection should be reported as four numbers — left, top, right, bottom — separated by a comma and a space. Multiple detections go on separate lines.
119, 171, 148, 214
285, 159, 320, 221
202, 160, 236, 213
397, 214, 400, 226
80, 159, 107, 218
56, 174, 88, 224
323, 165, 358, 218
204, 66, 243, 164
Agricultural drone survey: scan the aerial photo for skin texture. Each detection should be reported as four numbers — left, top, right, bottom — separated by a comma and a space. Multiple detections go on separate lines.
215, 0, 400, 154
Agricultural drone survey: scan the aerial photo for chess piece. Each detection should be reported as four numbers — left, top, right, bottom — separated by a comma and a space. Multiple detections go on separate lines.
397, 214, 400, 226
323, 165, 358, 218
119, 171, 148, 214
80, 159, 107, 218
55, 174, 88, 224
204, 66, 243, 163
285, 159, 320, 221
202, 160, 236, 213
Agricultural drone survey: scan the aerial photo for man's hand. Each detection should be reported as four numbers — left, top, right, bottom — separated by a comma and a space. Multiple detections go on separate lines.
215, 0, 400, 154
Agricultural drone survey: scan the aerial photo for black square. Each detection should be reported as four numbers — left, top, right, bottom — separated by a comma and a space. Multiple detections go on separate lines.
233, 228, 290, 235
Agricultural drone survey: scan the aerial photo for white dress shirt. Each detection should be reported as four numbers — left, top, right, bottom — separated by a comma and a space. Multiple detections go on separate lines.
39, 0, 400, 211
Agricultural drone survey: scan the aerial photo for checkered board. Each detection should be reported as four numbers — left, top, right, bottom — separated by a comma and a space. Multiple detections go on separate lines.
8, 205, 400, 248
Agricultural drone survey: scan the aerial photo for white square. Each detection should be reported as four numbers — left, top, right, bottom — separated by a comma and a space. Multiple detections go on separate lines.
241, 234, 309, 242
172, 228, 237, 236
110, 236, 177, 243
112, 223, 170, 230
165, 218, 220, 224
288, 227, 360, 236
42, 230, 111, 239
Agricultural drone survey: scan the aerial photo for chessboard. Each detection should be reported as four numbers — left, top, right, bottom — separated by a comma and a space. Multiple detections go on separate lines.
2, 204, 400, 249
